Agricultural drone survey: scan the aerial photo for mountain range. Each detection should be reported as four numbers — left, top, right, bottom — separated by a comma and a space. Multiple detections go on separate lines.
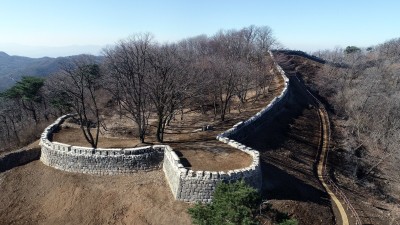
0, 51, 102, 91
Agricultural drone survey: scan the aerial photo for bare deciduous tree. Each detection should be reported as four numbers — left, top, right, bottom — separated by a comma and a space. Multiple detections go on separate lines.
147, 44, 192, 142
48, 55, 102, 148
312, 39, 400, 201
103, 34, 153, 143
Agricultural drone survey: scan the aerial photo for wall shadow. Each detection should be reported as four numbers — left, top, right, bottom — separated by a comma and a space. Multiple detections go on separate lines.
260, 161, 330, 205
232, 76, 331, 206
0, 148, 41, 173
239, 76, 315, 151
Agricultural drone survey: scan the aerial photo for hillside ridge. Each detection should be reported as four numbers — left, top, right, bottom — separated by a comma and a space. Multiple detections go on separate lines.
0, 51, 102, 91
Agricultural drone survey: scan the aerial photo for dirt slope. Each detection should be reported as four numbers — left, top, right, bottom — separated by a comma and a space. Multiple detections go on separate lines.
275, 52, 395, 224
0, 161, 192, 225
238, 74, 335, 225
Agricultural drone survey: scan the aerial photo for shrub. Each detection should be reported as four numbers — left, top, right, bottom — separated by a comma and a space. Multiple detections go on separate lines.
188, 180, 260, 225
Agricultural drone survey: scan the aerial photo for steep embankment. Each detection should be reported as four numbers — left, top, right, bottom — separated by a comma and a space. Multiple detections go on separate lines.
276, 51, 394, 225
237, 73, 335, 225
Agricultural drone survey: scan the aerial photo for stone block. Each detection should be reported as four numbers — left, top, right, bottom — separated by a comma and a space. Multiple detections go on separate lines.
211, 172, 219, 179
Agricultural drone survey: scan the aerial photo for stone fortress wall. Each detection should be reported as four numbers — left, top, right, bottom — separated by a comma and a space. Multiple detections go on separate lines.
162, 51, 289, 202
39, 51, 289, 202
227, 53, 290, 142
40, 115, 164, 175
162, 140, 263, 203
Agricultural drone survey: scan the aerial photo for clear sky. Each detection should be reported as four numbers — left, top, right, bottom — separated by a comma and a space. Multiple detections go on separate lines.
0, 0, 399, 58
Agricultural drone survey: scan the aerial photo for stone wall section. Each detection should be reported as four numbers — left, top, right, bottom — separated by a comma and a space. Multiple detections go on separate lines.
40, 115, 164, 175
162, 145, 185, 198
162, 51, 290, 203
163, 144, 262, 203
38, 51, 289, 203
225, 52, 290, 141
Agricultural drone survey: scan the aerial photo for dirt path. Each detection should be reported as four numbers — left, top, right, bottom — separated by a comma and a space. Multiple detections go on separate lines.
279, 52, 397, 225
316, 105, 349, 225
298, 74, 362, 225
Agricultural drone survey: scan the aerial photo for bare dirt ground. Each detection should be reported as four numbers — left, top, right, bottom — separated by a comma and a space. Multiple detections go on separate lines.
53, 126, 251, 171
0, 160, 192, 225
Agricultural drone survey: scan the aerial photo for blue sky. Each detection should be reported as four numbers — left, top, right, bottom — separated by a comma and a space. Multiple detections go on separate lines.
0, 0, 399, 57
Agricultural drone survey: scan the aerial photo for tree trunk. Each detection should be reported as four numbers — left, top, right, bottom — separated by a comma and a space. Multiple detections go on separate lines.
21, 100, 38, 124
138, 124, 145, 143
156, 114, 164, 143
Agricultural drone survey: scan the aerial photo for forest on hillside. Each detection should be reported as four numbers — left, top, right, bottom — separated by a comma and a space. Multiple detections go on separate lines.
0, 53, 104, 91
310, 38, 400, 208
0, 25, 277, 152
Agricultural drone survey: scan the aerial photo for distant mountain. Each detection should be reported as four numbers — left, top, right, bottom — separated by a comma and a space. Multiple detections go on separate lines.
0, 51, 103, 91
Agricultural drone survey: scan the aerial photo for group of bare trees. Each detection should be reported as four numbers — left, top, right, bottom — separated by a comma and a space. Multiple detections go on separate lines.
102, 34, 194, 143
0, 25, 277, 150
313, 38, 400, 200
102, 25, 277, 143
46, 56, 102, 148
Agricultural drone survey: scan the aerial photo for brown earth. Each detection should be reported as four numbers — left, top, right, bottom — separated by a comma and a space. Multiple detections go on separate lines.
0, 160, 192, 225
53, 126, 252, 172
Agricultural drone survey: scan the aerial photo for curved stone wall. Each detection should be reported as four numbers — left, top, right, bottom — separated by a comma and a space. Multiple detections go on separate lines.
39, 115, 164, 175
225, 53, 290, 141
163, 142, 262, 203
162, 51, 290, 203
39, 51, 289, 203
